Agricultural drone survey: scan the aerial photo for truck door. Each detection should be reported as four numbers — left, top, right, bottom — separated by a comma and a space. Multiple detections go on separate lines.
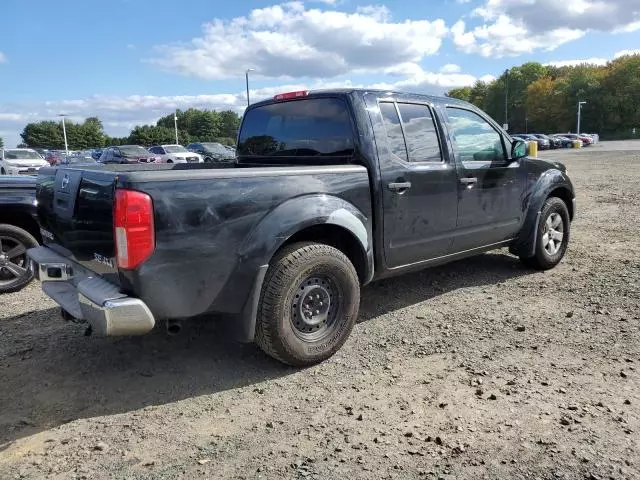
444, 106, 524, 252
367, 97, 458, 269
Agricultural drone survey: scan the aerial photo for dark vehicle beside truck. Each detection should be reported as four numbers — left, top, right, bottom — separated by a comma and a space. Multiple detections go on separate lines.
0, 176, 40, 293
99, 145, 157, 164
28, 89, 575, 366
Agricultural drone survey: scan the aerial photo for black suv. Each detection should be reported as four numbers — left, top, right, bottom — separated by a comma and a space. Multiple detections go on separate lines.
186, 142, 235, 163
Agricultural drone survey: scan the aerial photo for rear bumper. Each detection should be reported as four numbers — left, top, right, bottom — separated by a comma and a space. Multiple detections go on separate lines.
27, 246, 155, 336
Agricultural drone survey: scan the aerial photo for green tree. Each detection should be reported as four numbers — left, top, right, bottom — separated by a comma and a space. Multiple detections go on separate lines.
20, 121, 65, 148
218, 110, 241, 139
0, 137, 3, 148
446, 87, 472, 102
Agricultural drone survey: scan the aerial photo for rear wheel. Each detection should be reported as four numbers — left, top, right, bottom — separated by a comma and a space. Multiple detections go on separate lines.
256, 242, 360, 366
520, 197, 570, 270
0, 224, 38, 293
204, 156, 213, 163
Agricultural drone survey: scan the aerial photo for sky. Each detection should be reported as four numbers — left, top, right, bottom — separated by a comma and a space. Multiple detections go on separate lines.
1, 0, 639, 147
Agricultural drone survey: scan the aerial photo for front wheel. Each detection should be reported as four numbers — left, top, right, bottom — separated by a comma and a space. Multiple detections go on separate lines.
0, 224, 39, 293
256, 242, 360, 366
520, 197, 570, 270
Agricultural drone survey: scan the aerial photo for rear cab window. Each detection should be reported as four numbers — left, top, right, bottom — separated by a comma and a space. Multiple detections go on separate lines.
237, 97, 355, 164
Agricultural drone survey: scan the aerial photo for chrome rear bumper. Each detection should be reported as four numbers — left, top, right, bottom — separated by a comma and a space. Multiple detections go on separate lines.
27, 246, 155, 336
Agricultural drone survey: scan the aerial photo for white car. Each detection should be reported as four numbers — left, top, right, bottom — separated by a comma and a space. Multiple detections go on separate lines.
148, 144, 203, 164
1, 148, 49, 175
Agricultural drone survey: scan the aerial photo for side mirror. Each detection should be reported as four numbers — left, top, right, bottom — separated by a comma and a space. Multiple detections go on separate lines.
511, 139, 528, 160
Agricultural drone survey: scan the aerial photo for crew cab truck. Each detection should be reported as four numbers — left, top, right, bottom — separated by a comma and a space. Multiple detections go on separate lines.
28, 89, 575, 366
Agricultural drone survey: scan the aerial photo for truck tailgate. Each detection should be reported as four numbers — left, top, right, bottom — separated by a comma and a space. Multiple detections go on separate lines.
37, 166, 120, 283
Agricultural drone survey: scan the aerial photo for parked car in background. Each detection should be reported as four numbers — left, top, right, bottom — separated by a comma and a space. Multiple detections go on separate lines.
148, 144, 202, 163
30, 88, 575, 367
99, 145, 157, 164
0, 148, 49, 175
186, 142, 236, 163
516, 134, 550, 150
0, 175, 39, 293
91, 148, 103, 160
561, 134, 591, 146
550, 135, 577, 148
531, 134, 561, 149
60, 151, 97, 166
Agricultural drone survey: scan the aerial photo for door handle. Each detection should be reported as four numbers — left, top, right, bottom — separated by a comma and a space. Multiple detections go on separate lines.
388, 182, 412, 192
460, 177, 478, 185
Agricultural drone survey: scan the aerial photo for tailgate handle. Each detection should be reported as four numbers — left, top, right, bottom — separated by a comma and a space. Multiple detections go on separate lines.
80, 187, 99, 198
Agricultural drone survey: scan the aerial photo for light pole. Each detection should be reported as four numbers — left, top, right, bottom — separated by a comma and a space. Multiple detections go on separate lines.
245, 68, 255, 107
58, 114, 69, 155
577, 101, 587, 134
503, 69, 509, 131
174, 110, 179, 144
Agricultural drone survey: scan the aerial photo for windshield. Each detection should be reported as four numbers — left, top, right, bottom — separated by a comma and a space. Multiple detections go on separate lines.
164, 145, 188, 153
237, 98, 355, 160
119, 145, 149, 156
3, 149, 43, 160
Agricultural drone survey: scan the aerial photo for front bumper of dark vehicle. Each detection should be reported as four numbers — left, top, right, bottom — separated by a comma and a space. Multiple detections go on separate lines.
27, 246, 155, 336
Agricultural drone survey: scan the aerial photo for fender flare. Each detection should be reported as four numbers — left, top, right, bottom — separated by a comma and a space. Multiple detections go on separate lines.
236, 194, 373, 342
510, 169, 574, 258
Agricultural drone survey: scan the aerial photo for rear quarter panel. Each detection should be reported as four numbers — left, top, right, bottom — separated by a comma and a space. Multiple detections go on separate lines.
119, 166, 372, 319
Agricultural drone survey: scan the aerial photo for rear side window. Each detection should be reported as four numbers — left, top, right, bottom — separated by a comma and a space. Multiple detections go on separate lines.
237, 98, 354, 160
379, 102, 408, 162
396, 103, 442, 162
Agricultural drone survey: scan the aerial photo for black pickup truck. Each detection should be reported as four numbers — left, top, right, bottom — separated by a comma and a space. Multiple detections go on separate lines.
28, 89, 575, 366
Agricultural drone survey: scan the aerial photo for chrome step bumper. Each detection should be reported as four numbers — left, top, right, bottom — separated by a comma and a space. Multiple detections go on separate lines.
27, 246, 155, 336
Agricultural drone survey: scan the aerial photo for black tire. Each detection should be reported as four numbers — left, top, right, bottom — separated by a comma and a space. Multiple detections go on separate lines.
0, 224, 38, 294
204, 156, 212, 163
520, 197, 570, 270
256, 242, 360, 366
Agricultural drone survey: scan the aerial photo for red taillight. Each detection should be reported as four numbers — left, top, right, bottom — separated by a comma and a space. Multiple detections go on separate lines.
273, 90, 309, 101
114, 189, 155, 269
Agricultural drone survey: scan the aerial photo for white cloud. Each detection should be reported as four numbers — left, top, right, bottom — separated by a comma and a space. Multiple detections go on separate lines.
440, 63, 462, 73
452, 16, 584, 57
545, 58, 608, 67
614, 49, 640, 58
0, 51, 6, 63
474, 0, 640, 34
453, 0, 640, 57
150, 2, 447, 79
0, 66, 491, 147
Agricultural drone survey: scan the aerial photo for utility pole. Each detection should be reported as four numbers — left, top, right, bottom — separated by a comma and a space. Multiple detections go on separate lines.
503, 69, 509, 131
577, 101, 587, 134
174, 110, 179, 144
245, 68, 255, 107
58, 114, 69, 155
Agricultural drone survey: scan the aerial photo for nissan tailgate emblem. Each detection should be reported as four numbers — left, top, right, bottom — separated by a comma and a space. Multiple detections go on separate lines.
61, 173, 70, 191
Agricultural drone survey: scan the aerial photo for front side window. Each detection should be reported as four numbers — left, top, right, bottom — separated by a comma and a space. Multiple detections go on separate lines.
237, 98, 354, 161
397, 103, 442, 163
446, 108, 506, 166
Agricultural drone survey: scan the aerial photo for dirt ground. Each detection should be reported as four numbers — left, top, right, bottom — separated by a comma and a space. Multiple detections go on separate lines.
1, 141, 639, 480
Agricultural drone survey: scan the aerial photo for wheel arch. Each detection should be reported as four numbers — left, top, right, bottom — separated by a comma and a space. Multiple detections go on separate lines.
236, 194, 373, 343
0, 210, 42, 243
510, 174, 574, 258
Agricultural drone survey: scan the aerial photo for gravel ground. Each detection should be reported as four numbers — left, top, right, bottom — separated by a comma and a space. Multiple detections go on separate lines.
1, 141, 639, 480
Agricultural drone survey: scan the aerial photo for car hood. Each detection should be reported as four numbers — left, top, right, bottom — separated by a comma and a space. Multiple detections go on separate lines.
2, 158, 48, 167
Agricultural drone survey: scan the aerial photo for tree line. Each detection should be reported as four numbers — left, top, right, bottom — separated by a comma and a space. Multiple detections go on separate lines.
446, 54, 640, 138
18, 108, 242, 149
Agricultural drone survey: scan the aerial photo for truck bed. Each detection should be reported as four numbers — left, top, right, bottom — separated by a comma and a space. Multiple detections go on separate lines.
35, 162, 372, 321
